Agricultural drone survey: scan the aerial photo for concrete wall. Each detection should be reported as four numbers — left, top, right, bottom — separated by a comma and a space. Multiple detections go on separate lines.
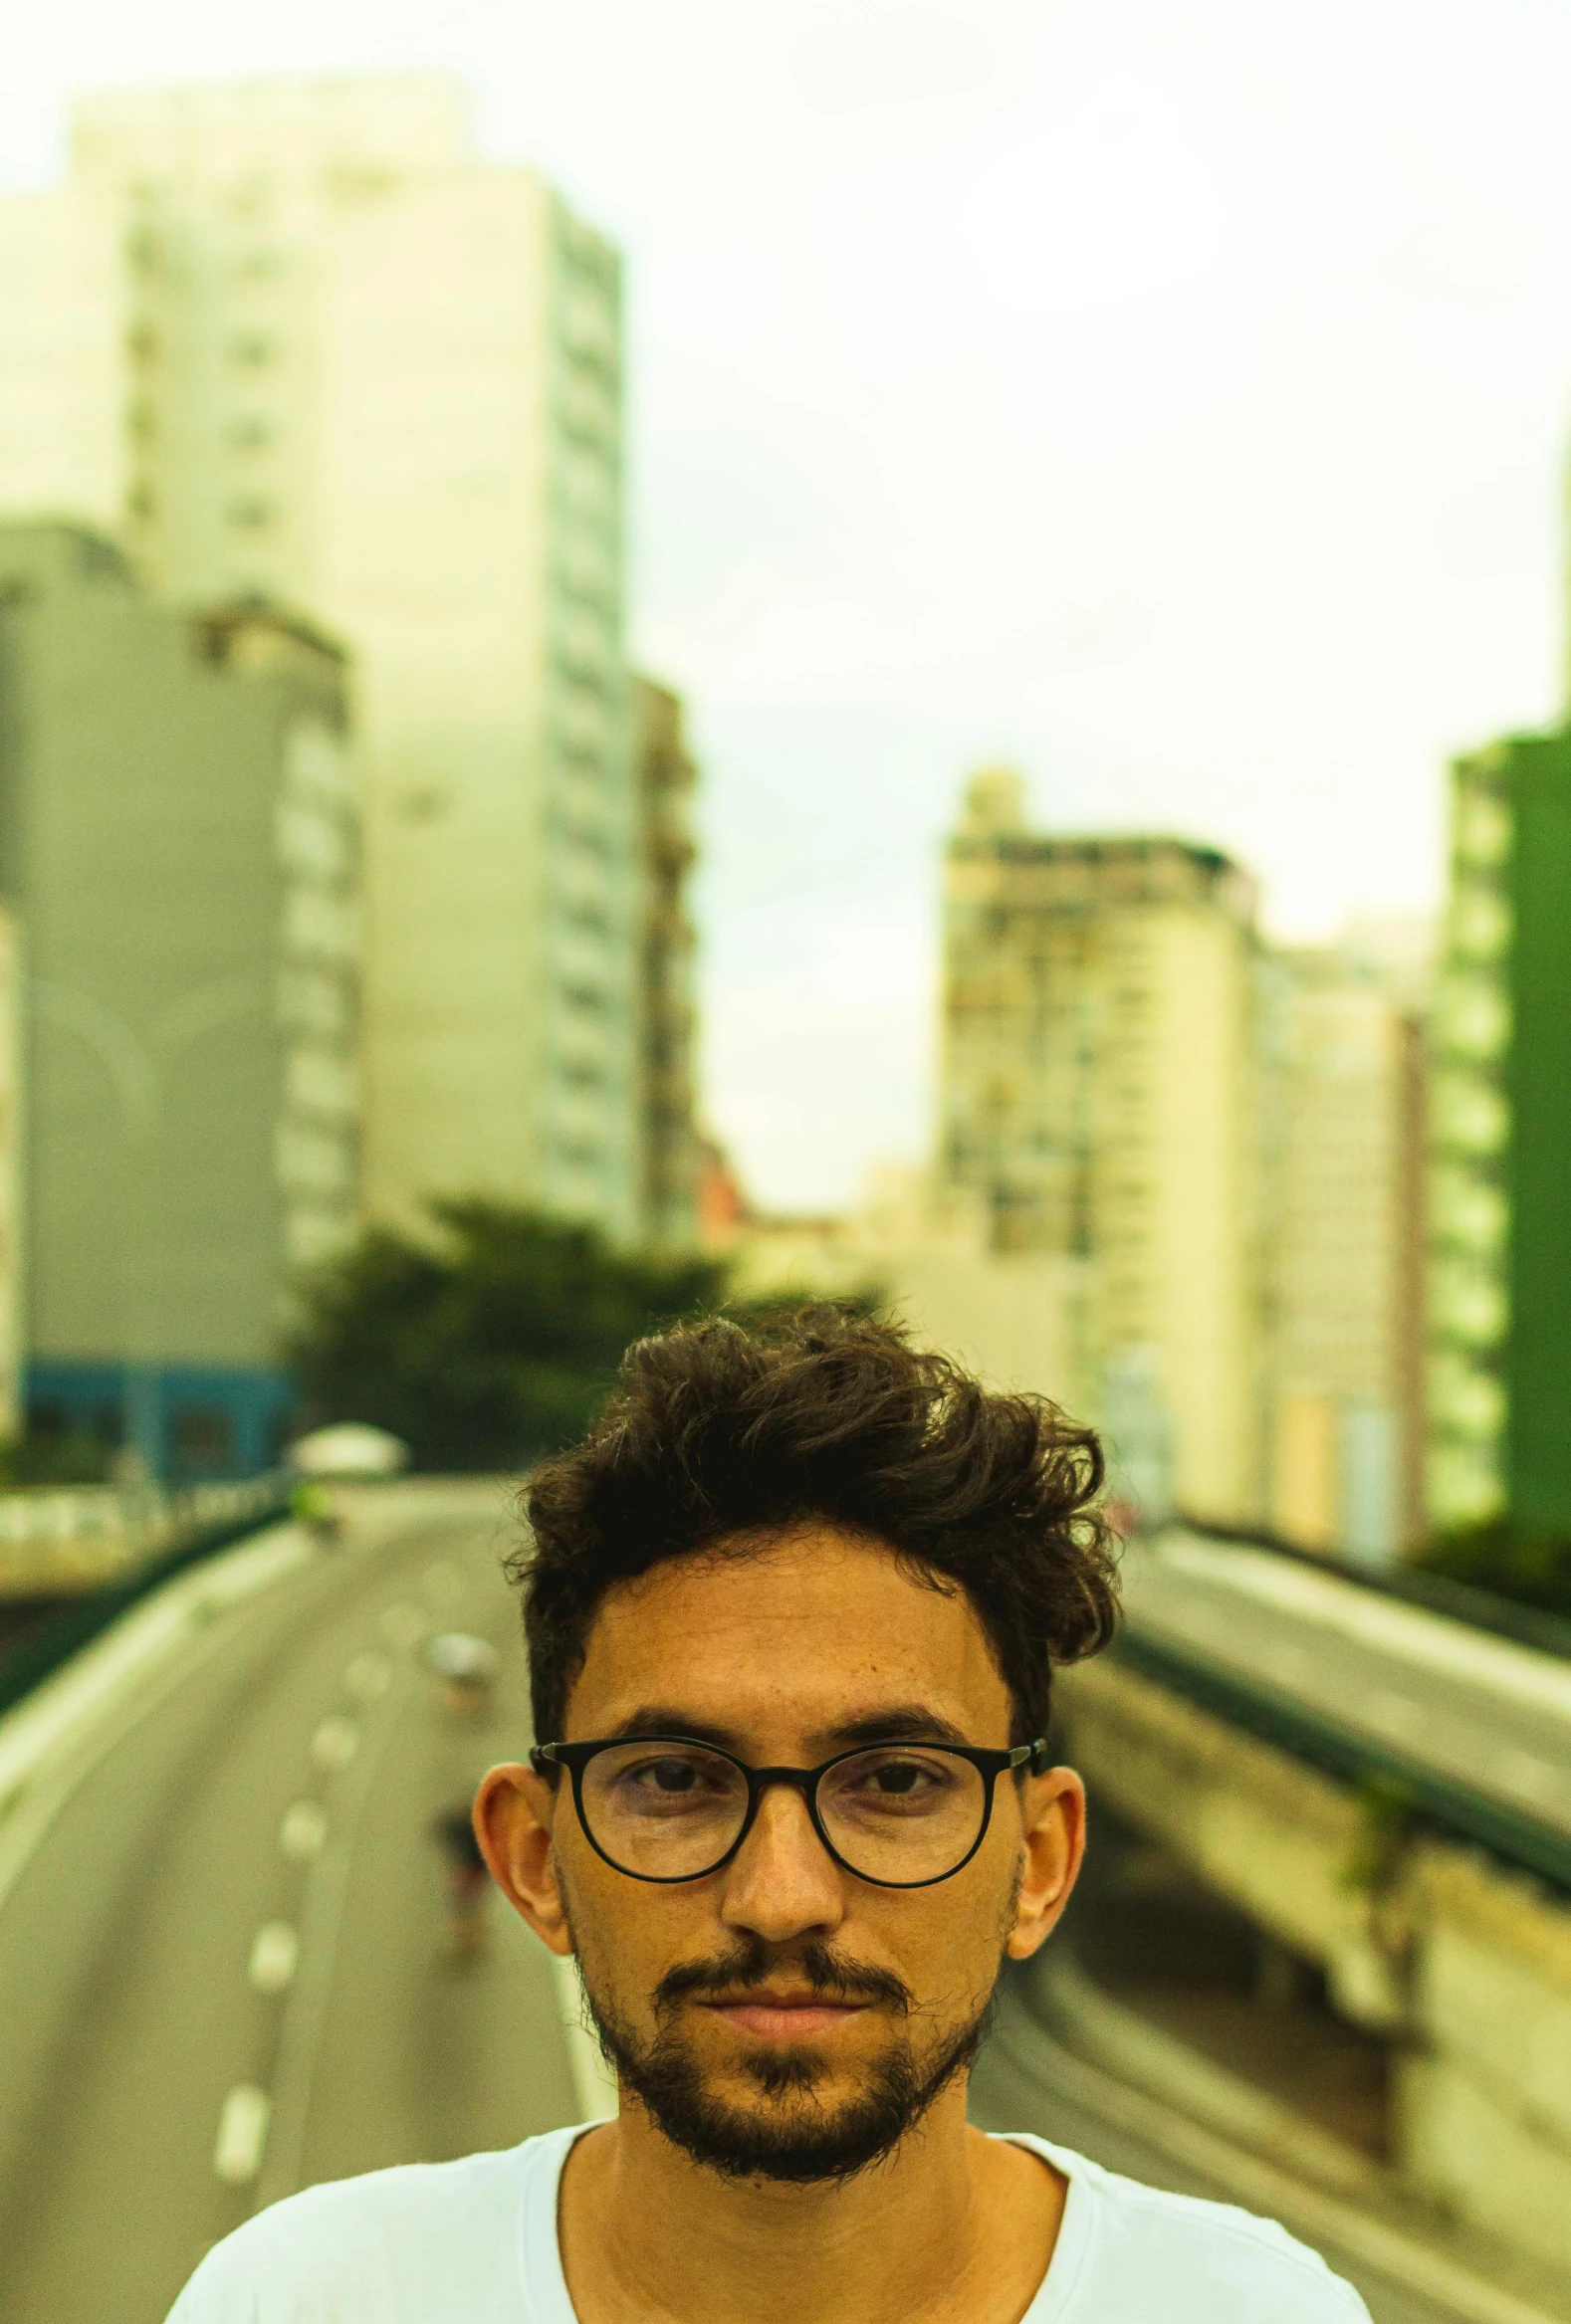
0, 523, 356, 1471
1059, 1655, 1571, 2278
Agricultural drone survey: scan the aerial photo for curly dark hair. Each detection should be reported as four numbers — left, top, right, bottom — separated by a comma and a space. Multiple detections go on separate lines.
511, 1305, 1119, 1758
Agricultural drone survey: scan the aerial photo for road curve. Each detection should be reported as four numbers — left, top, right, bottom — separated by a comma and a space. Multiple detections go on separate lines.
0, 1483, 577, 2323
0, 1484, 1505, 2324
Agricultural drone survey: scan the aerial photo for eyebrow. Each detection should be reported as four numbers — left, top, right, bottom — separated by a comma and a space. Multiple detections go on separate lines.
602, 1704, 976, 1757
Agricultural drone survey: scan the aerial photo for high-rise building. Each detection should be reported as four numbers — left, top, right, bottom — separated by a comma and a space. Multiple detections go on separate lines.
0, 522, 357, 1478
1259, 934, 1430, 1560
1428, 730, 1571, 1539
939, 769, 1261, 1528
0, 78, 636, 1238
632, 677, 700, 1249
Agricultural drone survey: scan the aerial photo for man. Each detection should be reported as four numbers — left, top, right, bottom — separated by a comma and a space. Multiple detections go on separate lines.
170, 1308, 1371, 2322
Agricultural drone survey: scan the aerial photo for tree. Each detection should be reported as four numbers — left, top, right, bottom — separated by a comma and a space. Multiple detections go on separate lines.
287, 1200, 726, 1472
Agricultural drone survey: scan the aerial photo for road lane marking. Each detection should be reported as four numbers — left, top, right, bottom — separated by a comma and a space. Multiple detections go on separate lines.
255, 1654, 410, 2212
310, 1714, 358, 1772
213, 2084, 271, 2183
344, 1651, 390, 1703
378, 1601, 423, 1649
279, 1799, 328, 1860
249, 1921, 300, 1994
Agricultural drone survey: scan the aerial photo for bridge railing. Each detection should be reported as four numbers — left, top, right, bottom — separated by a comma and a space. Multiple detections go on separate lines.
0, 1477, 286, 1599
1115, 1617, 1571, 1899
0, 1473, 292, 1721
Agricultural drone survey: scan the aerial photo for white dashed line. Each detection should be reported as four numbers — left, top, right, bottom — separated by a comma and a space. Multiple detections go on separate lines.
213, 2083, 271, 2184
279, 1799, 328, 1861
310, 1715, 358, 1773
248, 1921, 301, 1995
344, 1651, 391, 1703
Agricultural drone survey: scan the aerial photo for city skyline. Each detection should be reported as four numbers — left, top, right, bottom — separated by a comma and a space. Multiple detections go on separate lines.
8, 3, 1571, 1206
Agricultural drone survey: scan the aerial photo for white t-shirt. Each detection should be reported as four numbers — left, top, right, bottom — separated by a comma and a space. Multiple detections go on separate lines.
167, 2124, 1372, 2321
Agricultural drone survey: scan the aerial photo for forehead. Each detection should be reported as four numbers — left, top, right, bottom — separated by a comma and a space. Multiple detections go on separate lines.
563, 1523, 1012, 1744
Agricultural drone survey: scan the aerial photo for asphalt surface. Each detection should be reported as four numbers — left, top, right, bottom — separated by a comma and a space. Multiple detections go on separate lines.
0, 1484, 577, 2322
0, 1485, 1501, 2324
971, 1986, 1464, 2324
1123, 1530, 1571, 1834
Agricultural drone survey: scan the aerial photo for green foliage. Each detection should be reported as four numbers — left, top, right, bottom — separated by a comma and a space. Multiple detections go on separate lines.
286, 1199, 728, 1472
1415, 1518, 1571, 1621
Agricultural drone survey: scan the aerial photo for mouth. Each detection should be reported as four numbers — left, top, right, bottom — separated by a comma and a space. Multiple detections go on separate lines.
699, 1991, 874, 2041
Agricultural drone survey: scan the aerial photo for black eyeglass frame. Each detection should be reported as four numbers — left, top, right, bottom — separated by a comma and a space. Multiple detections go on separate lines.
529, 1732, 1051, 1890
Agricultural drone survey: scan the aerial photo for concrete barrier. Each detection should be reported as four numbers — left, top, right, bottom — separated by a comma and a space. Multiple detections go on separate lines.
1058, 1656, 1571, 2285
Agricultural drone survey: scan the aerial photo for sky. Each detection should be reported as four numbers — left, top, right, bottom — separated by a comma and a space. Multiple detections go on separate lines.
7, 1, 1571, 1208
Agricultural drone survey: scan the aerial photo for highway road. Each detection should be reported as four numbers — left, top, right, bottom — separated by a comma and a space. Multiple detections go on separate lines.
0, 1484, 1500, 2324
1123, 1530, 1571, 1838
0, 1483, 578, 2322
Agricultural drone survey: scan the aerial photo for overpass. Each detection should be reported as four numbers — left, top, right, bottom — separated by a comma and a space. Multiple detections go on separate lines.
1055, 1528, 1571, 2309
0, 1486, 1566, 2324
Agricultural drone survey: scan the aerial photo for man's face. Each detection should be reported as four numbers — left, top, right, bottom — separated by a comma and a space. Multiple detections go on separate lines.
508, 1525, 1082, 2183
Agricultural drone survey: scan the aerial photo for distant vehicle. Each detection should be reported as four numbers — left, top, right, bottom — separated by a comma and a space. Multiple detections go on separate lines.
289, 1477, 343, 1545
286, 1423, 411, 1480
426, 1631, 500, 1717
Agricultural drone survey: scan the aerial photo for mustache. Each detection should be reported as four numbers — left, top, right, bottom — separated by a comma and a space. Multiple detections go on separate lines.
655, 1935, 913, 2016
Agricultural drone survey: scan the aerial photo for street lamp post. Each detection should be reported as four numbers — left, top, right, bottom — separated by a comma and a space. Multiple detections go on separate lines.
29, 975, 264, 1481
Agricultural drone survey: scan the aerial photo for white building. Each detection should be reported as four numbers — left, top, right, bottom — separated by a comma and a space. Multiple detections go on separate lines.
0, 78, 637, 1238
937, 770, 1262, 1532
1258, 930, 1430, 1561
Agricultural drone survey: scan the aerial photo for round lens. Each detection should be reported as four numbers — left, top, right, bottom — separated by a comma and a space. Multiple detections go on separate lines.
579, 1741, 749, 1879
817, 1747, 988, 1885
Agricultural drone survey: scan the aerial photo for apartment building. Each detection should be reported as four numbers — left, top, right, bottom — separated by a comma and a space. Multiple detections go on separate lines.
1260, 936, 1429, 1559
0, 78, 637, 1237
0, 522, 357, 1479
939, 769, 1261, 1529
632, 677, 700, 1250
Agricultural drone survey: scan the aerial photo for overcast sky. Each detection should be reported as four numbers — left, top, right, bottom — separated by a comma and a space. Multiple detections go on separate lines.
8, 2, 1571, 1207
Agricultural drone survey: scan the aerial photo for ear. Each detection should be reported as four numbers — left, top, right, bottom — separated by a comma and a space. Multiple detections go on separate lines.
1004, 1765, 1085, 1962
473, 1762, 575, 1958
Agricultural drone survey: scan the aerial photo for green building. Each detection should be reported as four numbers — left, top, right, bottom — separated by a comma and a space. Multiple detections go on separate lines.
1428, 728, 1571, 1536
0, 523, 359, 1480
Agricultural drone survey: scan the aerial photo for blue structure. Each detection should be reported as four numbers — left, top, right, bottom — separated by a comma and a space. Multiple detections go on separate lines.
26, 1360, 295, 1484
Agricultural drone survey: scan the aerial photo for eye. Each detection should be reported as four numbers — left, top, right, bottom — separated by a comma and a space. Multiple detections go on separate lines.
623, 1754, 711, 1792
868, 1758, 940, 1796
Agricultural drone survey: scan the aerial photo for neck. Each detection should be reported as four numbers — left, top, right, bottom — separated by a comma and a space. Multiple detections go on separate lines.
559, 2079, 1063, 2324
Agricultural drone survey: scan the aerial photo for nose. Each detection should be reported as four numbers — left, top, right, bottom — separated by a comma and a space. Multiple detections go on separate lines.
719, 1777, 846, 1944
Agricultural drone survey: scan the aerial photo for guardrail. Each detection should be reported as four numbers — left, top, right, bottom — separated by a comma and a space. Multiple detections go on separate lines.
0, 1474, 292, 1721
1114, 1622, 1571, 1899
1182, 1516, 1571, 1663
0, 1479, 288, 1600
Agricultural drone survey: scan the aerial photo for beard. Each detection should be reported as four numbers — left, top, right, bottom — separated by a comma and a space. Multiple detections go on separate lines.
569, 1929, 996, 2186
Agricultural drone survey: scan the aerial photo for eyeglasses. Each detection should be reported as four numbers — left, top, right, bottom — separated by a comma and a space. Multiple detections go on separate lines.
530, 1733, 1048, 1889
